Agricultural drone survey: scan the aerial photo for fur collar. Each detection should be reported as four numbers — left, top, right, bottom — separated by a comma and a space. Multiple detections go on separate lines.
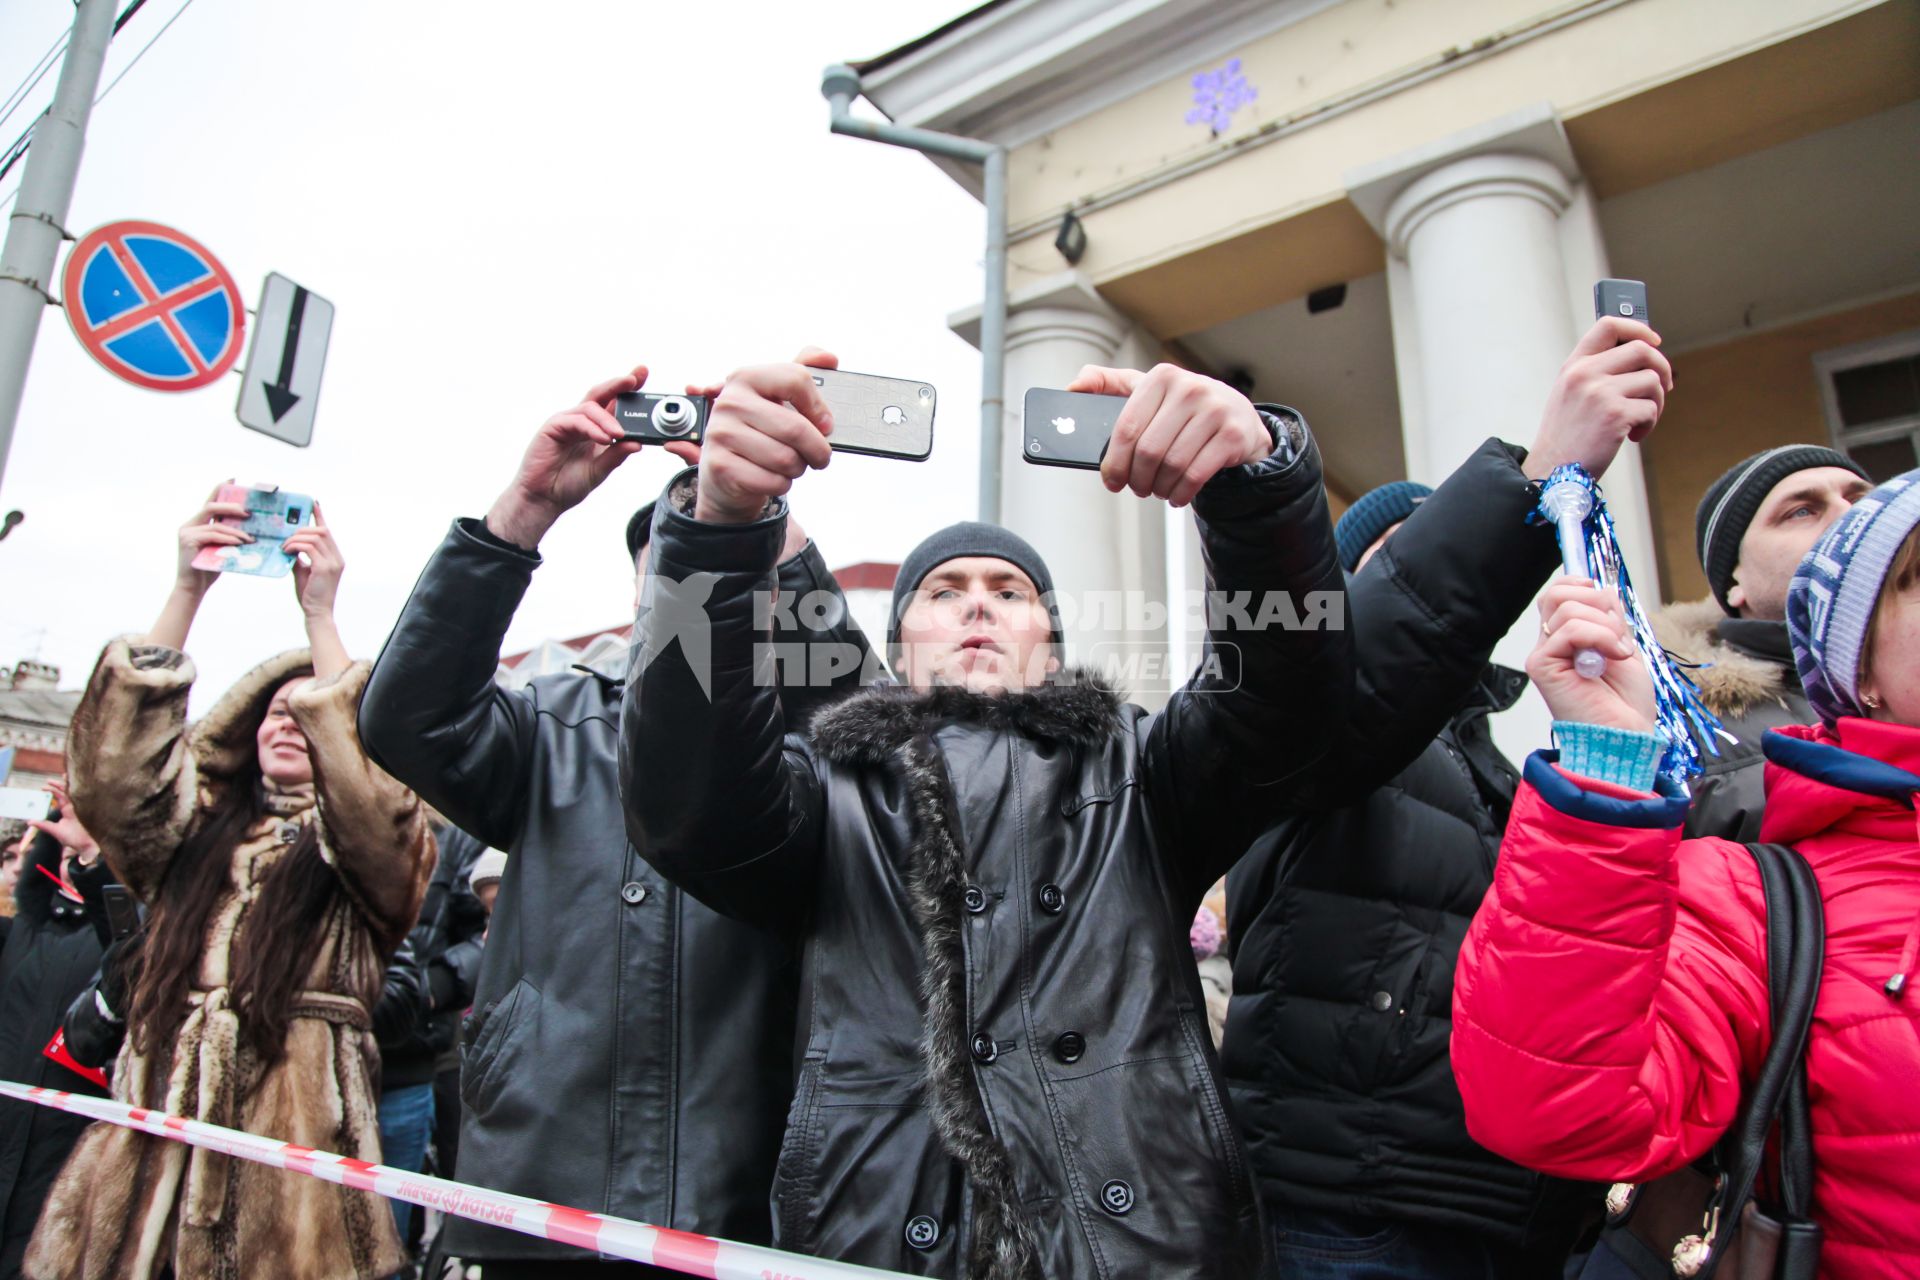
810, 668, 1123, 766
190, 649, 314, 779
1652, 598, 1789, 721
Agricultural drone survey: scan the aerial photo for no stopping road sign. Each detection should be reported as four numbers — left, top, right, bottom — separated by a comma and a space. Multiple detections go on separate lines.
62, 219, 245, 391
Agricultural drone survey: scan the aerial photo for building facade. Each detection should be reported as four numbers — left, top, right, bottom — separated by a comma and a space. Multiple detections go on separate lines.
851, 0, 1920, 751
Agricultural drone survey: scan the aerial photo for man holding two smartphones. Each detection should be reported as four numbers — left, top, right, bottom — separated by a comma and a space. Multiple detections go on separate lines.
621, 356, 1344, 1277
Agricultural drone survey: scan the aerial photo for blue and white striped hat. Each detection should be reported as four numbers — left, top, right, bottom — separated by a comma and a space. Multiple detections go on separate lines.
1787, 468, 1920, 724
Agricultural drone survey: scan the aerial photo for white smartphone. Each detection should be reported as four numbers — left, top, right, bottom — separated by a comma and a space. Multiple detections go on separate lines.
0, 786, 53, 822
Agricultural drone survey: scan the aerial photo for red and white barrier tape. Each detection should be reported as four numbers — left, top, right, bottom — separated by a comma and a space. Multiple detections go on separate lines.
0, 1081, 911, 1280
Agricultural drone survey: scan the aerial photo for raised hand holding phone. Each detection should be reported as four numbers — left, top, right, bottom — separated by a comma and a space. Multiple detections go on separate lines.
190, 484, 315, 579
281, 504, 352, 679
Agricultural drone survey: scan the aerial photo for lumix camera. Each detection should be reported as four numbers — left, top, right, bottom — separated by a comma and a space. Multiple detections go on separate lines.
615, 369, 935, 461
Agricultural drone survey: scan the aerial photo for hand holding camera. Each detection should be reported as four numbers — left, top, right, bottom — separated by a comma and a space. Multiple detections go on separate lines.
487, 365, 692, 551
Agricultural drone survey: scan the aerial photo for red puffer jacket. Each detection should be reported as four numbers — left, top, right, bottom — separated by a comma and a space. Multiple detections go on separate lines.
1453, 717, 1920, 1279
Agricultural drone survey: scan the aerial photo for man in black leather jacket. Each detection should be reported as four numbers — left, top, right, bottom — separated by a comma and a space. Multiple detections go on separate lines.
1224, 316, 1676, 1277
358, 355, 874, 1278
622, 356, 1345, 1279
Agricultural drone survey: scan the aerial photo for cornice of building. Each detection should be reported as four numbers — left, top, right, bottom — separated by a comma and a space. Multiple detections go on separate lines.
855, 0, 1345, 197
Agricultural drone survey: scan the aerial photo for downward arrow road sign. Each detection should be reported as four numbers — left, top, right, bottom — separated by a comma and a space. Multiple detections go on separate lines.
237, 273, 333, 447
262, 285, 307, 422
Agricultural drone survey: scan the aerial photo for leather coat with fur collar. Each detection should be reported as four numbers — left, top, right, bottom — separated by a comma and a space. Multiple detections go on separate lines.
623, 419, 1345, 1280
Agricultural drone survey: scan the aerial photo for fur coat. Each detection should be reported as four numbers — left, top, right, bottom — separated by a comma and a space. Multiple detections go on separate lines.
1651, 599, 1813, 842
26, 640, 434, 1280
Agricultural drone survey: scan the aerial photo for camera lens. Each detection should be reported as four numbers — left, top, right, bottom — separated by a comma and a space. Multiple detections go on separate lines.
651, 397, 696, 437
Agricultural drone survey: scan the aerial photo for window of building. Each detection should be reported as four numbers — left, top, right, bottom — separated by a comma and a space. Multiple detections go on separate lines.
1816, 329, 1920, 481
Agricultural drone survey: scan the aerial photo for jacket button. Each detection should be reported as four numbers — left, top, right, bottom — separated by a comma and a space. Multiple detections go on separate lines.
1037, 883, 1066, 915
970, 1033, 998, 1064
962, 885, 988, 914
904, 1214, 940, 1250
1099, 1179, 1135, 1215
1054, 1031, 1086, 1064
621, 882, 649, 905
1370, 990, 1393, 1012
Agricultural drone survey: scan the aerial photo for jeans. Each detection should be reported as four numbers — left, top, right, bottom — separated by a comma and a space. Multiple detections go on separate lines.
377, 1083, 435, 1240
1268, 1208, 1516, 1280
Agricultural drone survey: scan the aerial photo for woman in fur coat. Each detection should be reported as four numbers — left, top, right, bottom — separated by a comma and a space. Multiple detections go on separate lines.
26, 490, 435, 1280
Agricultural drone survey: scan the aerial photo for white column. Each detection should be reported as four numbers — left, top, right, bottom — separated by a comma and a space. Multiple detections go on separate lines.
1385, 152, 1577, 475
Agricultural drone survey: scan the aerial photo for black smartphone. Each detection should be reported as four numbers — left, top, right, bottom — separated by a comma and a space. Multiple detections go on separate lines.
1594, 279, 1651, 328
102, 884, 142, 942
615, 369, 936, 461
1021, 388, 1127, 469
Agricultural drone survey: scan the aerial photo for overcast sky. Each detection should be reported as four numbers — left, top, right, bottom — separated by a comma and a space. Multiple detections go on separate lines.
0, 0, 985, 710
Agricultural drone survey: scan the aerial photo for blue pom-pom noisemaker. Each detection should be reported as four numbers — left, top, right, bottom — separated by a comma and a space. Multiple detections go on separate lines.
1536, 464, 1729, 785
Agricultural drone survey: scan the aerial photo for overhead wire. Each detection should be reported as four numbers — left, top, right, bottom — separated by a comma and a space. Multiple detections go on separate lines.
0, 32, 68, 137
0, 0, 185, 211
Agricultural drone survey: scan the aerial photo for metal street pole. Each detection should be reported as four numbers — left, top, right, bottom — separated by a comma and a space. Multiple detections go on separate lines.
821, 64, 1007, 526
0, 0, 118, 497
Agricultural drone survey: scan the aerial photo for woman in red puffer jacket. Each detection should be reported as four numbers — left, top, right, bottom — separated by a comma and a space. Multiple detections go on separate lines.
1452, 470, 1920, 1279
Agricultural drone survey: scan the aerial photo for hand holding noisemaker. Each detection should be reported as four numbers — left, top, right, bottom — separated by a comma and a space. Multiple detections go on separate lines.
1538, 472, 1608, 680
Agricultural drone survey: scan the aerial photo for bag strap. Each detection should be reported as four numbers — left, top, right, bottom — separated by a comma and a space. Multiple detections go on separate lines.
1697, 843, 1824, 1259
1760, 843, 1823, 1219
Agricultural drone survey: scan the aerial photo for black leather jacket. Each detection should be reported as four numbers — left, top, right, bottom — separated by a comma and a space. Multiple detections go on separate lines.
621, 416, 1347, 1280
358, 517, 872, 1261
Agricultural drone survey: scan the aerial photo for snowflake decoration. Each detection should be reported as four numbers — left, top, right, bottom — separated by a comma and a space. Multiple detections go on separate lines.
1186, 58, 1257, 135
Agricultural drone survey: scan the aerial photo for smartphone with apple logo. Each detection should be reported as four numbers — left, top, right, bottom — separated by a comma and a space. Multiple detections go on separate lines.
1021, 388, 1127, 469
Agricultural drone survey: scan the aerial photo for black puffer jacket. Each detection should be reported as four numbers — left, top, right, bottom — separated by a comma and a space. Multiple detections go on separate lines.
359, 516, 871, 1262
0, 834, 113, 1279
622, 414, 1347, 1280
1222, 439, 1590, 1252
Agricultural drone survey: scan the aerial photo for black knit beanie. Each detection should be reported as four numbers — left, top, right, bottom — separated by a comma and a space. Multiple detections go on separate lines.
888, 522, 1061, 650
625, 500, 657, 561
1695, 446, 1868, 614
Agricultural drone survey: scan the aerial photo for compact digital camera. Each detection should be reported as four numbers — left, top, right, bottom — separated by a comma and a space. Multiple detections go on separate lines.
615, 369, 936, 461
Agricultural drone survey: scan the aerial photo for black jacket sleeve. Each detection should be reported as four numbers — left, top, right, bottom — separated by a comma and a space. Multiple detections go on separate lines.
1320, 438, 1560, 801
61, 955, 128, 1071
434, 936, 485, 1010
13, 830, 63, 927
374, 936, 431, 1050
358, 520, 544, 852
1140, 409, 1352, 901
620, 474, 829, 935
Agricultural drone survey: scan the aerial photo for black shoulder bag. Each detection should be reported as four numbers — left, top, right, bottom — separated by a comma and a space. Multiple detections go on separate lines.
1577, 843, 1824, 1280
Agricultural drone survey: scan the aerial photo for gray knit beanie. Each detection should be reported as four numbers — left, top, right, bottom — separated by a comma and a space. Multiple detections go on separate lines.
1696, 446, 1868, 614
888, 522, 1061, 651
